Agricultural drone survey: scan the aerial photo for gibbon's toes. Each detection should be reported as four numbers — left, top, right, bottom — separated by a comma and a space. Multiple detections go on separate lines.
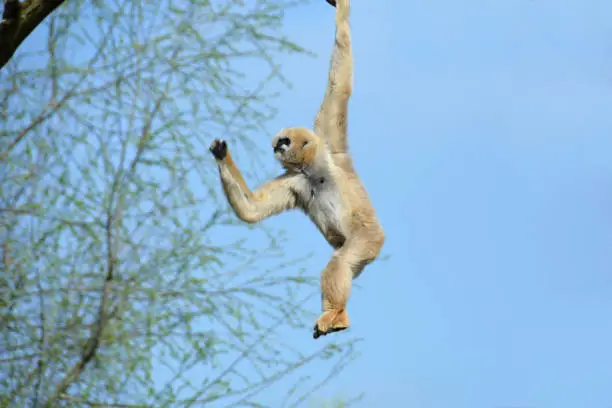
313, 324, 347, 339
325, 0, 337, 7
209, 139, 227, 160
312, 311, 349, 339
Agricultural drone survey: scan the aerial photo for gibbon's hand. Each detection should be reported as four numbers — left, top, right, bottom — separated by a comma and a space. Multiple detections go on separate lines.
325, 0, 337, 7
209, 139, 228, 160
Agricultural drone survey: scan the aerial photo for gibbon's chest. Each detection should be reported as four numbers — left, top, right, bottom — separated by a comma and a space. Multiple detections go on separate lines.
296, 174, 344, 233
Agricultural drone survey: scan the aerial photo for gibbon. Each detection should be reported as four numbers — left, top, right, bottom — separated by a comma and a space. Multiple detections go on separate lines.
209, 0, 384, 339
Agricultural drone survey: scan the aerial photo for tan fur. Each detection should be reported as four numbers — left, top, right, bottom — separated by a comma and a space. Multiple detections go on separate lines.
210, 0, 384, 339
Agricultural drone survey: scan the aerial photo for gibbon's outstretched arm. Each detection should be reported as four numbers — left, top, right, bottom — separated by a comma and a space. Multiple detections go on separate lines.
209, 139, 297, 223
314, 0, 352, 154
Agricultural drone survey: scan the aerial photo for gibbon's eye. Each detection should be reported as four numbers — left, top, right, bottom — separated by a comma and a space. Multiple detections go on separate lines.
274, 136, 291, 152
303, 141, 309, 147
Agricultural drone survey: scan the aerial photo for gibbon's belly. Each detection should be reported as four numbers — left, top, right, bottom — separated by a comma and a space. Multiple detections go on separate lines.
299, 180, 346, 247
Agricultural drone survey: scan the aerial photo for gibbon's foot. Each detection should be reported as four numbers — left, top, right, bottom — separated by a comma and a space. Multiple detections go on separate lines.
209, 139, 227, 160
325, 0, 337, 7
313, 325, 347, 339
312, 310, 349, 339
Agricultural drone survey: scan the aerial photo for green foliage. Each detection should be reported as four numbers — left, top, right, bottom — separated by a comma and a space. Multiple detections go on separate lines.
0, 1, 359, 406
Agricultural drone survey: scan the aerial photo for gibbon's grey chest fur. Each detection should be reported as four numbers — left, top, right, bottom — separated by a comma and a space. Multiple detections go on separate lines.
298, 170, 344, 235
299, 169, 328, 200
310, 176, 326, 198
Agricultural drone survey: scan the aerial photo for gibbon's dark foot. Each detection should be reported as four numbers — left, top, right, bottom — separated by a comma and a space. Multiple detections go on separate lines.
325, 0, 337, 7
313, 324, 347, 339
312, 310, 350, 339
209, 139, 227, 160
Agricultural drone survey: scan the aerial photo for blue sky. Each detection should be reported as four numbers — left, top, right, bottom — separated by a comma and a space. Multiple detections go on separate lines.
9, 0, 612, 406
254, 0, 612, 406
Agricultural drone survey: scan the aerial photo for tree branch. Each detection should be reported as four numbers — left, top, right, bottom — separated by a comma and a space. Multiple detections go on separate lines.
59, 394, 150, 408
0, 0, 66, 70
42, 191, 119, 407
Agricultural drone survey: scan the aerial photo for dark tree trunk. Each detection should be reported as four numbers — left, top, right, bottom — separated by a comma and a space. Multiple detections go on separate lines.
0, 0, 65, 70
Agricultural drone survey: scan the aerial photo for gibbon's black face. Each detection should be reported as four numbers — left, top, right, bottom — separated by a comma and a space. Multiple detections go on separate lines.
272, 127, 321, 170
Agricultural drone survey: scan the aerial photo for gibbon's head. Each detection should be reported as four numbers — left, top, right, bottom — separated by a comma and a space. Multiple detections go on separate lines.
272, 127, 322, 170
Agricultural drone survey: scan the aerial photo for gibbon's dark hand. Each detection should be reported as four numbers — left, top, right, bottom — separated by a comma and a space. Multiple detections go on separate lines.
209, 139, 227, 160
325, 0, 336, 7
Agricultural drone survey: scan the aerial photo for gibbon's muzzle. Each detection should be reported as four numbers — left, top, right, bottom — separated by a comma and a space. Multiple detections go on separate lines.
274, 136, 291, 153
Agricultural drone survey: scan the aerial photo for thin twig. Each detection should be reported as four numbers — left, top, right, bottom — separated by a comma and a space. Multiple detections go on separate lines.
59, 394, 151, 408
32, 271, 48, 408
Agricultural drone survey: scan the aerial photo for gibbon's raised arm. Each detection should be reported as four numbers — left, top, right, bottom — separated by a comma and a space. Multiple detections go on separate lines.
209, 139, 297, 223
314, 0, 353, 155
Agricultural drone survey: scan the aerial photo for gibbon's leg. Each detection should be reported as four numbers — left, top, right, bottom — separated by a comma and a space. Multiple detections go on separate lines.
209, 139, 297, 223
313, 226, 384, 339
313, 0, 352, 155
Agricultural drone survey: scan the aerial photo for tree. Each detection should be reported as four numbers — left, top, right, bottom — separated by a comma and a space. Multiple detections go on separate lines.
0, 0, 66, 70
0, 1, 360, 406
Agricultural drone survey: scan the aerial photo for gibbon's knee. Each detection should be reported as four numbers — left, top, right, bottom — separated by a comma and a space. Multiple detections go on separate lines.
347, 227, 385, 279
369, 227, 385, 261
357, 227, 385, 263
